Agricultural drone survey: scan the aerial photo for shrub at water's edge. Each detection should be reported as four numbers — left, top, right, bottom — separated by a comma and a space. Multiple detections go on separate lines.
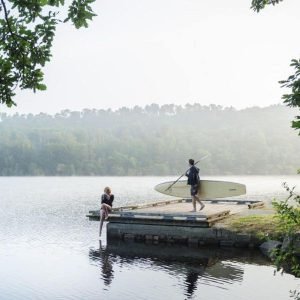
227, 183, 300, 278
272, 183, 300, 277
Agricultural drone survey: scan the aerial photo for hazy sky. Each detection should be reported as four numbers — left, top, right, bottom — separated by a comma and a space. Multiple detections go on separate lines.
3, 0, 300, 114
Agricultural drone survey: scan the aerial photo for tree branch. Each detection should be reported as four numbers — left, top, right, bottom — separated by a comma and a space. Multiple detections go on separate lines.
0, 0, 13, 35
0, 0, 31, 43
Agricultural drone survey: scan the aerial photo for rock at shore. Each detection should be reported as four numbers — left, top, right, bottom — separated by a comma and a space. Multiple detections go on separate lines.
259, 240, 282, 259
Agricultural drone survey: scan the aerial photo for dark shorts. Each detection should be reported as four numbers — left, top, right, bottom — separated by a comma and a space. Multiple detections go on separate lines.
190, 184, 199, 196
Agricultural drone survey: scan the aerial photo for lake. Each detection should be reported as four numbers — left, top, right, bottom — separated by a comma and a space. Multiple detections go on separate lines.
0, 176, 299, 300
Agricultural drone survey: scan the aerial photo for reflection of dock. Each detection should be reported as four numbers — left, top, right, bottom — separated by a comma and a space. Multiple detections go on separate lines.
87, 199, 264, 247
89, 241, 269, 297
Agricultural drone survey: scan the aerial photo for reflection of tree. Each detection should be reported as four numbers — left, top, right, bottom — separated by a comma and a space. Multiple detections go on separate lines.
89, 241, 114, 287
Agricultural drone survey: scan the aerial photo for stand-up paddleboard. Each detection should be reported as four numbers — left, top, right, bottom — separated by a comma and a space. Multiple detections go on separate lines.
155, 180, 246, 199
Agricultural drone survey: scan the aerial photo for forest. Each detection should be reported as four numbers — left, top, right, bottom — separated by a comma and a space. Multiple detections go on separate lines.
0, 103, 299, 176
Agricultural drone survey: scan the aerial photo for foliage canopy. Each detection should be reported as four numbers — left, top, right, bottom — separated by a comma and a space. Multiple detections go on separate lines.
0, 0, 96, 107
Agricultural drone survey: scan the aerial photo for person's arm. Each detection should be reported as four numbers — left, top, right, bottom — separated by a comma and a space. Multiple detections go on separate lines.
101, 194, 109, 205
110, 195, 114, 207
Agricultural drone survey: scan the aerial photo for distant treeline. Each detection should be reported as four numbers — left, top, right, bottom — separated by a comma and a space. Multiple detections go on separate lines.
0, 103, 299, 175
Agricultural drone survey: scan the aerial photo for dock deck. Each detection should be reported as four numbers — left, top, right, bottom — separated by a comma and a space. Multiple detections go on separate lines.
87, 199, 265, 247
87, 198, 264, 225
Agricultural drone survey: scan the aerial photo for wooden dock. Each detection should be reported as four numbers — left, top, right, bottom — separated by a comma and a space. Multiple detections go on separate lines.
87, 199, 265, 247
87, 198, 264, 228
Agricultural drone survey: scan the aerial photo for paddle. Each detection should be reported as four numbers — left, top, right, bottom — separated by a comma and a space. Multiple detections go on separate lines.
164, 154, 210, 191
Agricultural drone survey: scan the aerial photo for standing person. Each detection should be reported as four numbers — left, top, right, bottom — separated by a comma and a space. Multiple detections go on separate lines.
99, 187, 114, 236
186, 159, 205, 212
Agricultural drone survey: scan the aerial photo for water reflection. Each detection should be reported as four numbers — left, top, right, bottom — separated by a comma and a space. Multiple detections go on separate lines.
185, 271, 200, 297
89, 241, 269, 298
89, 241, 115, 287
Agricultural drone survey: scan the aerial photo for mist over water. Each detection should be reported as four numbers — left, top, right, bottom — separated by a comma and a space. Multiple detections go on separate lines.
0, 176, 299, 299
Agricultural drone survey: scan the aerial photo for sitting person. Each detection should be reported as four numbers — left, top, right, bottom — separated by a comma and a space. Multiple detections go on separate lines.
101, 186, 114, 219
99, 186, 114, 236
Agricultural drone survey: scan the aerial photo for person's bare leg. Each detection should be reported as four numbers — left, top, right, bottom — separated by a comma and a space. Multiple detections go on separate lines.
102, 203, 112, 219
191, 196, 196, 212
195, 195, 205, 210
99, 209, 105, 236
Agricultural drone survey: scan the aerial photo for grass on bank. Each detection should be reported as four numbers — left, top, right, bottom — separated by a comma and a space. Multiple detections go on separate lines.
225, 214, 285, 240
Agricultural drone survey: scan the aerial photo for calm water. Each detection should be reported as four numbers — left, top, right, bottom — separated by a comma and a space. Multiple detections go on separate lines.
0, 176, 299, 300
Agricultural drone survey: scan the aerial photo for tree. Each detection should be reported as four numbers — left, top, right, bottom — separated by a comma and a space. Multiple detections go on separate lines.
0, 0, 96, 107
251, 0, 300, 134
252, 4, 300, 297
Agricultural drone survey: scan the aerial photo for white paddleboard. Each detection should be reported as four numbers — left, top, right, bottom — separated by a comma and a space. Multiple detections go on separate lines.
154, 180, 246, 199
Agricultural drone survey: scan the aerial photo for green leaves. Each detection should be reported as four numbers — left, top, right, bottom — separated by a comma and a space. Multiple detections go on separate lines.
251, 0, 284, 12
66, 0, 97, 29
272, 183, 300, 236
0, 0, 96, 107
272, 183, 300, 278
279, 59, 300, 134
